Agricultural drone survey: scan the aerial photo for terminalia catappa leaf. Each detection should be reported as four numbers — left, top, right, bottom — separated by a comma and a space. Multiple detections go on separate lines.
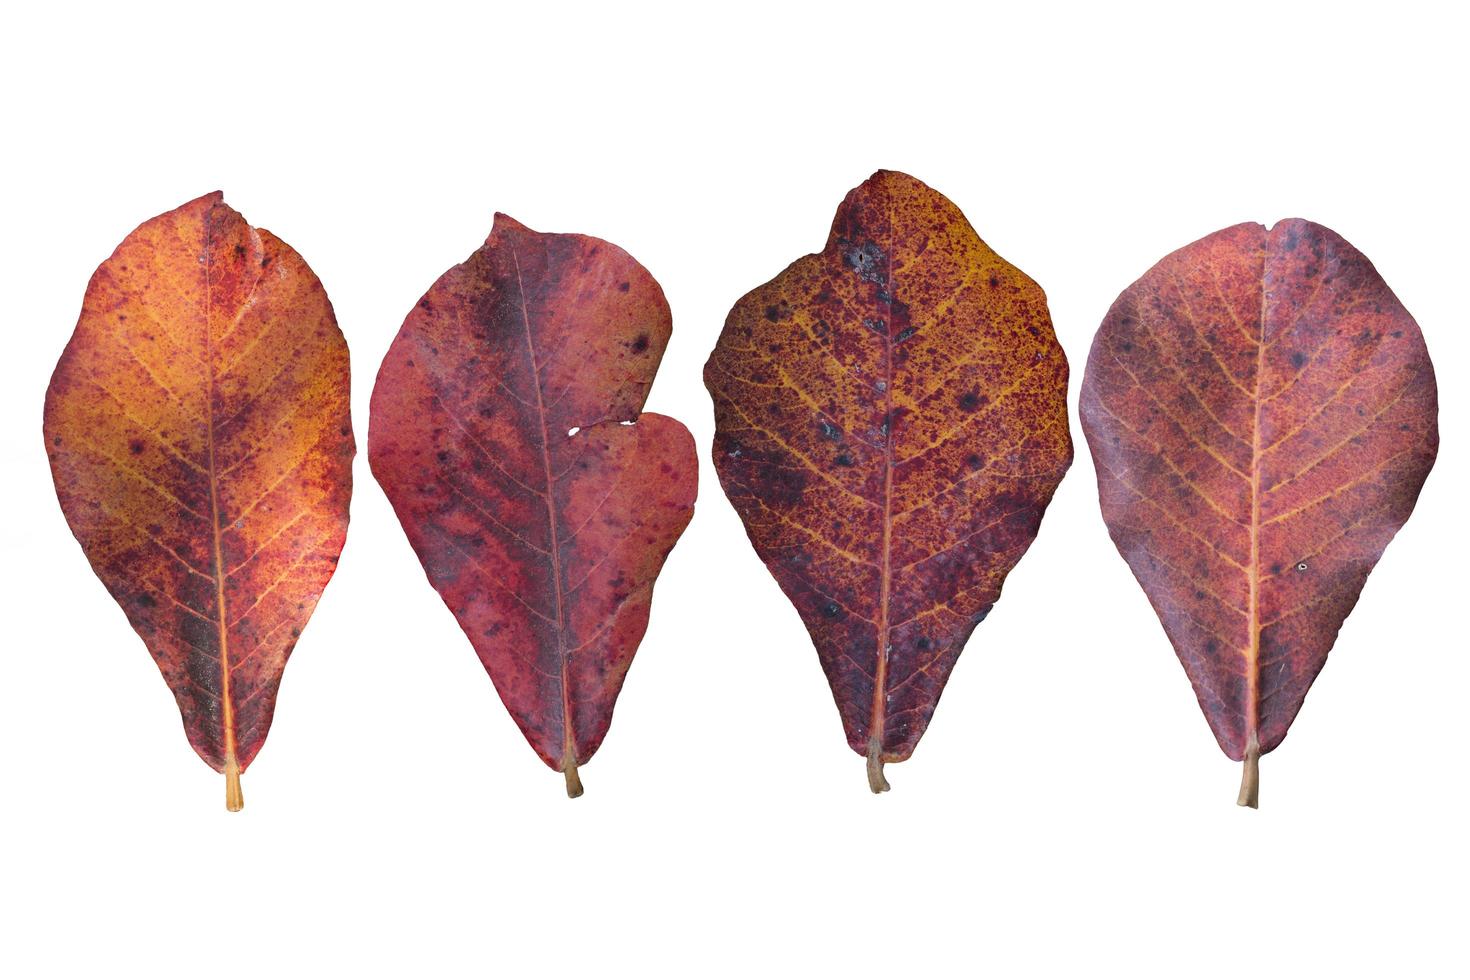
705, 171, 1072, 792
44, 193, 354, 810
1079, 220, 1438, 806
369, 214, 696, 797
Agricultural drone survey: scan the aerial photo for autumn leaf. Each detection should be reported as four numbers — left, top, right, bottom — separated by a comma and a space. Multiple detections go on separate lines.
44, 193, 354, 811
705, 171, 1072, 792
1079, 220, 1438, 806
369, 214, 696, 797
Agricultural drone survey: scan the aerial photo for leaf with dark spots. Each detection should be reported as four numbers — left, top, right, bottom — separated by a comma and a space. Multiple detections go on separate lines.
705, 170, 1072, 792
369, 214, 696, 797
43, 193, 354, 810
1079, 219, 1438, 807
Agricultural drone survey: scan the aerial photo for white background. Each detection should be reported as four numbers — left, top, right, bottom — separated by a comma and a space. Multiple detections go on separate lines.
2, 2, 1465, 976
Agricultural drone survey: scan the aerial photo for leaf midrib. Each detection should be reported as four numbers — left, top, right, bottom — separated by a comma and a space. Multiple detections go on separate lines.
1245, 244, 1269, 761
202, 207, 238, 776
509, 243, 577, 773
868, 188, 896, 763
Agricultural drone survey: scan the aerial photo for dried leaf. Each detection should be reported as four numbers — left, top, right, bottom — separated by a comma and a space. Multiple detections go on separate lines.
1079, 220, 1438, 805
705, 171, 1072, 792
369, 215, 696, 797
44, 193, 354, 810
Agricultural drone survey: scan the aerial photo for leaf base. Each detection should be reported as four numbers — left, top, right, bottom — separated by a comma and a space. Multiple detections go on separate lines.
866, 742, 891, 794
563, 757, 584, 799
1236, 738, 1260, 809
225, 757, 244, 813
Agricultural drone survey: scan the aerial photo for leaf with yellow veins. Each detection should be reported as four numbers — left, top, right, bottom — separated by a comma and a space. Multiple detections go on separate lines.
706, 171, 1072, 792
1080, 220, 1438, 806
44, 193, 354, 810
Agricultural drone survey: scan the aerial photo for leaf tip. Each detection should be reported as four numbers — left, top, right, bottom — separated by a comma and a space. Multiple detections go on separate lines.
864, 168, 928, 194
489, 212, 531, 240
1265, 216, 1311, 234
174, 190, 229, 220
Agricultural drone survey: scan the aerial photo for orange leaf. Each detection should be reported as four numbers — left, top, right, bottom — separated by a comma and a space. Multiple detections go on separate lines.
44, 194, 354, 810
1079, 220, 1438, 806
705, 171, 1073, 792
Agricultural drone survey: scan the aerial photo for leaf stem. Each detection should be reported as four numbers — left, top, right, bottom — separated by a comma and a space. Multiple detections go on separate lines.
866, 739, 890, 794
225, 756, 244, 812
1236, 737, 1260, 809
563, 754, 584, 799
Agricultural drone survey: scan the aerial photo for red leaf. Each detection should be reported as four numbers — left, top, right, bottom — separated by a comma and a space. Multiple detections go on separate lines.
44, 193, 354, 810
369, 215, 696, 796
1079, 220, 1438, 805
705, 171, 1073, 791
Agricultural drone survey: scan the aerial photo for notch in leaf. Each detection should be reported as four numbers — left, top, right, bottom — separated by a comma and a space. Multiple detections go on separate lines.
369, 215, 696, 797
705, 171, 1073, 792
1079, 220, 1438, 806
44, 193, 355, 810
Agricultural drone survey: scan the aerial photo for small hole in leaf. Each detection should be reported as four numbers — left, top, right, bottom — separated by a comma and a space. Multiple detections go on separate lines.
1296, 562, 1308, 571
567, 427, 580, 437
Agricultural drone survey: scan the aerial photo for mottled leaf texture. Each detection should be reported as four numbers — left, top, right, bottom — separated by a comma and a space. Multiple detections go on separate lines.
369, 215, 696, 797
44, 193, 354, 810
705, 171, 1072, 792
1080, 220, 1437, 806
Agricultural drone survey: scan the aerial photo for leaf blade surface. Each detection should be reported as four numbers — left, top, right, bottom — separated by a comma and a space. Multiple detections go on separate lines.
369, 215, 696, 795
1079, 219, 1438, 803
705, 171, 1072, 790
44, 193, 355, 807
